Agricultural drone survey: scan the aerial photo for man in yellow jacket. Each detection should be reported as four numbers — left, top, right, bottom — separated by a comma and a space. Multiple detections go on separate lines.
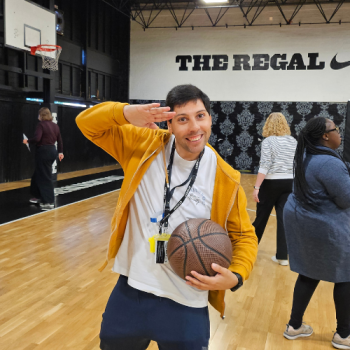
76, 84, 258, 350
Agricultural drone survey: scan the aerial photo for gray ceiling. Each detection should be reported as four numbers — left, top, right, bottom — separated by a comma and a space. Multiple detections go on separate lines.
102, 0, 350, 28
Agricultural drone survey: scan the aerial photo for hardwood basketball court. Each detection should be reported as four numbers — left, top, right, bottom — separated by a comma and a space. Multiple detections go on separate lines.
0, 172, 337, 350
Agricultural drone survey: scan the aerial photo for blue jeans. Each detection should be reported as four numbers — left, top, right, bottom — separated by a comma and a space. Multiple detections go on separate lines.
100, 275, 210, 350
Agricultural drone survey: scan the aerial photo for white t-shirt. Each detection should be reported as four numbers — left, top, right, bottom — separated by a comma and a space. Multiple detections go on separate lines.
113, 135, 217, 308
259, 135, 297, 179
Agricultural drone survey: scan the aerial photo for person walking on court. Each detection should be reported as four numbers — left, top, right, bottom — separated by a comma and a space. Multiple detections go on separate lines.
283, 117, 350, 349
76, 84, 258, 350
252, 113, 296, 266
23, 107, 64, 211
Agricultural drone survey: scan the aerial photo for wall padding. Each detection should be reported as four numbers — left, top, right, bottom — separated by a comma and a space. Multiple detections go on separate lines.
130, 99, 347, 173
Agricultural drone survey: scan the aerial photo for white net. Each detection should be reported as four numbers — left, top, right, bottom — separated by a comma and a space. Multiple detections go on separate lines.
36, 46, 62, 71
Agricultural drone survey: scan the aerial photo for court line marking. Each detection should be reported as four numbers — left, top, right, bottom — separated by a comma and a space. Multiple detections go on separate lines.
0, 193, 276, 228
0, 188, 121, 228
247, 208, 276, 217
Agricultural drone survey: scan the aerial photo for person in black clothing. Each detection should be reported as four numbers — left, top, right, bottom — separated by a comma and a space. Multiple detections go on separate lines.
252, 113, 297, 266
23, 107, 64, 211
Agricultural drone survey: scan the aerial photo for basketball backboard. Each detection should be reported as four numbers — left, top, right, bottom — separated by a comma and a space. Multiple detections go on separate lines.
4, 0, 56, 52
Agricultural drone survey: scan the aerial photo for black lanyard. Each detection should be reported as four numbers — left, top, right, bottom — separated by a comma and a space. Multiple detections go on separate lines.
159, 141, 205, 233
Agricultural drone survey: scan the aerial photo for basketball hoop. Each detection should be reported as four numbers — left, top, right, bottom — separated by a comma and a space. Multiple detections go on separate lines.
31, 45, 62, 71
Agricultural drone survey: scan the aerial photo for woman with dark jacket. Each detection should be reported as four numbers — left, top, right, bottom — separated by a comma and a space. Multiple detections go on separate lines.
23, 107, 64, 211
283, 117, 350, 349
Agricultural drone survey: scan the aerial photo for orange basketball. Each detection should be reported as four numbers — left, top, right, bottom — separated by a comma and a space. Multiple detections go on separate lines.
167, 218, 232, 280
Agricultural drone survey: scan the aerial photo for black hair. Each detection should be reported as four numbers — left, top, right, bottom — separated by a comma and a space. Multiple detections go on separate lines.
294, 116, 348, 207
165, 85, 211, 120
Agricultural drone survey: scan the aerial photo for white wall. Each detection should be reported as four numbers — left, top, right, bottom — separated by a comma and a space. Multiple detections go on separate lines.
130, 18, 350, 102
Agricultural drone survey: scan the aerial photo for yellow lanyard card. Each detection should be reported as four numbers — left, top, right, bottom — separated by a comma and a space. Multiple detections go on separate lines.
148, 233, 171, 253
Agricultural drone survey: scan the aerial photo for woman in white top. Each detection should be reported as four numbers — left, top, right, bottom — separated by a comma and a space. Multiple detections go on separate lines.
252, 113, 297, 265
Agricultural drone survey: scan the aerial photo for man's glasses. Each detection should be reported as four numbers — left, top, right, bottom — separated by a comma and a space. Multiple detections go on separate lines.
325, 126, 340, 134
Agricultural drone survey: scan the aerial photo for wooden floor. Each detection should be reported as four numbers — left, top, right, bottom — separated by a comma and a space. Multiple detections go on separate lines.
0, 164, 121, 192
0, 174, 337, 350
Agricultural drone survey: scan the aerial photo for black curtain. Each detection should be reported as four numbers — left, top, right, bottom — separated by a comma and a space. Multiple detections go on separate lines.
0, 102, 116, 183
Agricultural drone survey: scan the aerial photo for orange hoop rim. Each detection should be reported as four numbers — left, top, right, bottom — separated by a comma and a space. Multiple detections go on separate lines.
31, 45, 62, 55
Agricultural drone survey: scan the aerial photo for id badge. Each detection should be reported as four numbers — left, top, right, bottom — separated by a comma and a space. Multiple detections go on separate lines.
147, 211, 170, 264
154, 233, 171, 264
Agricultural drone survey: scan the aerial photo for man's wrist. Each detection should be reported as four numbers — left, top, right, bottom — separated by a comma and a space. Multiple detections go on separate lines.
230, 272, 243, 292
123, 105, 131, 123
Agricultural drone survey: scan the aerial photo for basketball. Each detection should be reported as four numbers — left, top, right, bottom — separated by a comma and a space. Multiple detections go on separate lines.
167, 218, 233, 280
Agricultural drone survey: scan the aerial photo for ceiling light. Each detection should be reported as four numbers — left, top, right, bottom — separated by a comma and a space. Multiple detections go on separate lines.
203, 0, 228, 3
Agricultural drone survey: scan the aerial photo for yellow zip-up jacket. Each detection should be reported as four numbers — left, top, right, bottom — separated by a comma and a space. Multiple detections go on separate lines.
76, 102, 258, 318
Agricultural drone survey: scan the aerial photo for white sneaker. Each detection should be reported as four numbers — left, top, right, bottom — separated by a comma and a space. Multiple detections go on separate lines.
29, 197, 41, 204
272, 256, 289, 266
332, 333, 350, 349
283, 323, 313, 340
40, 203, 55, 211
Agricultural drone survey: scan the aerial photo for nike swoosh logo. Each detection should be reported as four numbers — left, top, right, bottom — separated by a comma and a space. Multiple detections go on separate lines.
330, 54, 350, 70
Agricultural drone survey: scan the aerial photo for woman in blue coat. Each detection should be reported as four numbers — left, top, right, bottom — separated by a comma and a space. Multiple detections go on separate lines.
283, 117, 350, 349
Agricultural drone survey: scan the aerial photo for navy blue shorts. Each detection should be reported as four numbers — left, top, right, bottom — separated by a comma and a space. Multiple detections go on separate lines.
100, 275, 210, 350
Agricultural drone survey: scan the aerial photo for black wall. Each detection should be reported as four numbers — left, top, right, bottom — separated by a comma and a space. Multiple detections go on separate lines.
0, 0, 130, 183
344, 101, 350, 163
57, 106, 116, 173
0, 101, 40, 182
0, 101, 116, 183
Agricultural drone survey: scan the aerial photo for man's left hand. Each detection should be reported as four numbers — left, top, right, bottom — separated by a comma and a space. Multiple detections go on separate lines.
185, 263, 238, 291
23, 139, 28, 144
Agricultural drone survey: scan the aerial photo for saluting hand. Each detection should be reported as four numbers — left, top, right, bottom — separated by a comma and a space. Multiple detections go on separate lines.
123, 103, 176, 130
185, 263, 238, 291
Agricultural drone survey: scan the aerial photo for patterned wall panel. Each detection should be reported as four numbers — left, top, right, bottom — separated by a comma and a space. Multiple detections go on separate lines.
130, 100, 347, 174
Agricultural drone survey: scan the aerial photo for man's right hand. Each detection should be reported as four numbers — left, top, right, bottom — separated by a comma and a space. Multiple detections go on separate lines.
123, 103, 176, 130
